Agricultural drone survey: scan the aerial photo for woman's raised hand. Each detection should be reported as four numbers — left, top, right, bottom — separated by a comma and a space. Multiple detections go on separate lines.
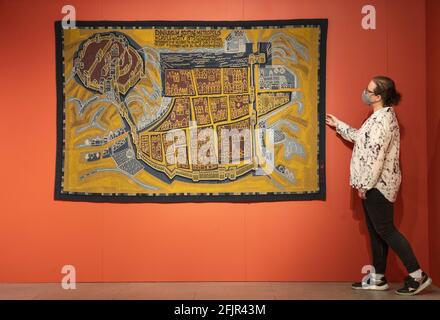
326, 114, 339, 128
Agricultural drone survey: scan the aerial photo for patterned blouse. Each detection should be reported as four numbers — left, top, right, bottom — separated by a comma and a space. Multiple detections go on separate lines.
335, 107, 402, 203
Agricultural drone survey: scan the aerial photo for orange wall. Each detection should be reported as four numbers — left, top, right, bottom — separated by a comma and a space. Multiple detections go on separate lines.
427, 0, 440, 286
0, 0, 430, 282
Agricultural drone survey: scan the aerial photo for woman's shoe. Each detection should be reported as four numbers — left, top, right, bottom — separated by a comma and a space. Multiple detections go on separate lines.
395, 272, 432, 296
352, 276, 390, 291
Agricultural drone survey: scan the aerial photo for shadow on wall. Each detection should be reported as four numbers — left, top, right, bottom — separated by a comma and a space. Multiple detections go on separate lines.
428, 118, 440, 285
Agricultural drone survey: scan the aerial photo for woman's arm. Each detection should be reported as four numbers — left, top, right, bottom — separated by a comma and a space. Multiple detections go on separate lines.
335, 120, 359, 143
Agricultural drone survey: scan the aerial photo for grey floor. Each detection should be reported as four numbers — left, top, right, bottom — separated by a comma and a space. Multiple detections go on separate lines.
0, 282, 439, 300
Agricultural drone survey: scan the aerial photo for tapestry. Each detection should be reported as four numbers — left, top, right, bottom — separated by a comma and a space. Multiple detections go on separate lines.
55, 19, 327, 202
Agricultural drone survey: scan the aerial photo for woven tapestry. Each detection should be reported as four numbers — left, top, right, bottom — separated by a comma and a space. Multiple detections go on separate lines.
55, 19, 327, 202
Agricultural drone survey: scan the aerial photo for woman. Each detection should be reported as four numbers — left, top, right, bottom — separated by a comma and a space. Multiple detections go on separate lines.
326, 76, 432, 296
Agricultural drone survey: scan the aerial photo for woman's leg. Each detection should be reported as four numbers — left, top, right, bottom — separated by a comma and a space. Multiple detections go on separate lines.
362, 198, 389, 274
364, 188, 421, 273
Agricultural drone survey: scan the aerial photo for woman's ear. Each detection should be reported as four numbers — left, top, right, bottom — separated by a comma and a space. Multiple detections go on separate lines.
374, 94, 382, 103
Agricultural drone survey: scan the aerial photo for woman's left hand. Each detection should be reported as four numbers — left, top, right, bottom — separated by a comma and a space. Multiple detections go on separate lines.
358, 189, 367, 199
325, 114, 339, 128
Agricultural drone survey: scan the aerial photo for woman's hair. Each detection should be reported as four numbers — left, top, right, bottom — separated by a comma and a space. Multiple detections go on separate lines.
372, 75, 402, 106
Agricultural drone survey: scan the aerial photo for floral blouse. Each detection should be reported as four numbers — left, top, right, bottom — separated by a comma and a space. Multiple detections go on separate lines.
335, 107, 402, 203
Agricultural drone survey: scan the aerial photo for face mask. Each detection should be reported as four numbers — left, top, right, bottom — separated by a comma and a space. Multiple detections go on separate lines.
362, 89, 373, 105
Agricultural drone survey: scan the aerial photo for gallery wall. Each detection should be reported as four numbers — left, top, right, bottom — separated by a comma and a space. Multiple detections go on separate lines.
427, 0, 440, 286
0, 0, 432, 283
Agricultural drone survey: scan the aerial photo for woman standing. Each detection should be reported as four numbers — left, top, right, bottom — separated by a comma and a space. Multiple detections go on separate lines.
326, 76, 432, 296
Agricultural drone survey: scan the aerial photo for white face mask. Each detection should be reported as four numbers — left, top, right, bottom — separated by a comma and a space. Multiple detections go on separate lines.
362, 89, 374, 105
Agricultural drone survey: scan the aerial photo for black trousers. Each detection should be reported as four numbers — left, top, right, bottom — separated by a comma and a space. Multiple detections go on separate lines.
362, 188, 420, 274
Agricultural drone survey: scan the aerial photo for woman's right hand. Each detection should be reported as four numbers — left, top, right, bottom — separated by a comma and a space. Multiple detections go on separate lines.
326, 114, 339, 128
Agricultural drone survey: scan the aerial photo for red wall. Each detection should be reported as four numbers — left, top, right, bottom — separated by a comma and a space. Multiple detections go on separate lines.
427, 0, 440, 286
0, 0, 430, 282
